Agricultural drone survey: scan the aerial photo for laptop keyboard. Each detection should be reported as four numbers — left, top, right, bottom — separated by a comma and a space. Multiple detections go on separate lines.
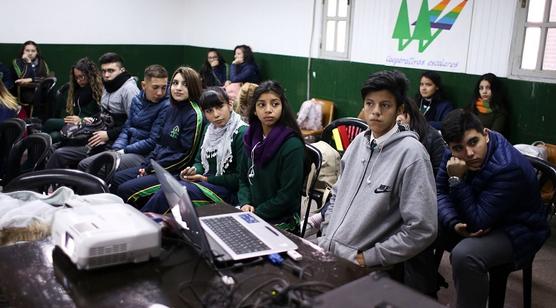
203, 216, 270, 255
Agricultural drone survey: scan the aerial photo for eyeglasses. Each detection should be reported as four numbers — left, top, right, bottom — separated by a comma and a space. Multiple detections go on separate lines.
74, 75, 87, 81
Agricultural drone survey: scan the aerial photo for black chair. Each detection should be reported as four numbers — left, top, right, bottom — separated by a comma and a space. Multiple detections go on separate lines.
0, 118, 26, 178
1, 132, 52, 185
53, 82, 69, 118
301, 143, 323, 237
85, 151, 121, 184
321, 117, 368, 156
31, 77, 57, 120
3, 168, 108, 195
488, 155, 556, 308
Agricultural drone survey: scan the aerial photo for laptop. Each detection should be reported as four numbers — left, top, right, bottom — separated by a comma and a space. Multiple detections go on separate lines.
151, 160, 297, 264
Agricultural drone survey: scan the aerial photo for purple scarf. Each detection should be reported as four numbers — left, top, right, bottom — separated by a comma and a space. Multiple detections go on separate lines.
243, 121, 295, 167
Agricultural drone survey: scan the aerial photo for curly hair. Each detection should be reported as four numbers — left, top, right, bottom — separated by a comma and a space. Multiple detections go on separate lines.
66, 57, 103, 115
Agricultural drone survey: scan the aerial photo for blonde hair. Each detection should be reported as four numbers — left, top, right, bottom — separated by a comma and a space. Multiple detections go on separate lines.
0, 79, 18, 110
235, 82, 258, 121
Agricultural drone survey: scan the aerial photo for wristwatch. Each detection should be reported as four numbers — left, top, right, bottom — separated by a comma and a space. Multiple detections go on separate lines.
448, 176, 462, 187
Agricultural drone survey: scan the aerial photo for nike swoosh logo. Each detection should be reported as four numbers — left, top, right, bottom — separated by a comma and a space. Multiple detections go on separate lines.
374, 185, 392, 194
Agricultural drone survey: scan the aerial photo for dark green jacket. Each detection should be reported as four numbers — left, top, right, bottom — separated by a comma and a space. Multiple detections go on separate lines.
193, 125, 247, 191
238, 136, 304, 224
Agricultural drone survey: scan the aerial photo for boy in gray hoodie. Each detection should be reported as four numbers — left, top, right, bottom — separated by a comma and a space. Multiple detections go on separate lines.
318, 70, 437, 294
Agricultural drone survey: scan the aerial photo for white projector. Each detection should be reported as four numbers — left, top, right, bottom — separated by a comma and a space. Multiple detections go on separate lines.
51, 203, 161, 270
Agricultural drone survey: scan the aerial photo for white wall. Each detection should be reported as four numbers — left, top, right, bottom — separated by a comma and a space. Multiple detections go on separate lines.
1, 0, 186, 45
181, 0, 319, 57
465, 0, 516, 76
1, 0, 517, 76
183, 0, 515, 76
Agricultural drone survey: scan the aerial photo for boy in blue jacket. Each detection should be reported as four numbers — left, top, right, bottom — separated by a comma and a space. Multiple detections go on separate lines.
436, 109, 550, 308
78, 64, 170, 172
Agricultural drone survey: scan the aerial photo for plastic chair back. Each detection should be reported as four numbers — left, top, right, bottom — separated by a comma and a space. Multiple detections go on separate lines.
4, 168, 108, 195
2, 133, 52, 184
301, 143, 322, 237
321, 117, 368, 156
0, 118, 26, 177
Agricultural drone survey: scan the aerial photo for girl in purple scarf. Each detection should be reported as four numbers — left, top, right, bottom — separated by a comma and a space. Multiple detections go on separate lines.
239, 81, 305, 233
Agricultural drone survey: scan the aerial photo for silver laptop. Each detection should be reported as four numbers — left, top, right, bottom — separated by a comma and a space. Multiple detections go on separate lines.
151, 160, 297, 263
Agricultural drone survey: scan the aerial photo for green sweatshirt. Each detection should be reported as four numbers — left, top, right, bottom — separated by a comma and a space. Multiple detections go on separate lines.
238, 136, 305, 224
193, 125, 247, 191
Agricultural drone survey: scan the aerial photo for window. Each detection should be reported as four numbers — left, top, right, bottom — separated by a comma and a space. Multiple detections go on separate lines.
510, 0, 556, 81
321, 0, 352, 59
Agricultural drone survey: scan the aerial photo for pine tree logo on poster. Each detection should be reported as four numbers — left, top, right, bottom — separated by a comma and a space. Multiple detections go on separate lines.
392, 0, 469, 52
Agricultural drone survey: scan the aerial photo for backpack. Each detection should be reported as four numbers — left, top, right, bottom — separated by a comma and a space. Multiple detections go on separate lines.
311, 141, 341, 205
297, 99, 322, 131
60, 117, 106, 147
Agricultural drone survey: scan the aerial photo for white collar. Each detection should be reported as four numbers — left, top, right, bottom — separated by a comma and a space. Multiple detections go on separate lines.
371, 124, 398, 147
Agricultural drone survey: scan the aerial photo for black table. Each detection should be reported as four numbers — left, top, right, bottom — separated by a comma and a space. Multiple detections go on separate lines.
0, 204, 371, 307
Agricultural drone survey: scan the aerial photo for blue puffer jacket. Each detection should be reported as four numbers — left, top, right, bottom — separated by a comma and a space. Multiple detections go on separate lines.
437, 131, 550, 266
111, 91, 170, 155
142, 100, 205, 174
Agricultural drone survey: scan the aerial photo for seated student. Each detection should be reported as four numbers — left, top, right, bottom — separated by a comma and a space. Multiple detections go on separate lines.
199, 49, 228, 88
11, 40, 50, 119
45, 52, 140, 169
469, 73, 508, 136
317, 71, 437, 295
43, 57, 103, 143
142, 87, 248, 213
238, 80, 305, 233
77, 64, 171, 172
226, 45, 260, 85
305, 98, 446, 240
436, 109, 549, 308
397, 99, 446, 176
415, 71, 453, 130
0, 79, 19, 123
111, 66, 205, 207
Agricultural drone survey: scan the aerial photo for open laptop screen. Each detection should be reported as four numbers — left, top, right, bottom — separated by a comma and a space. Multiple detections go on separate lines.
150, 160, 213, 262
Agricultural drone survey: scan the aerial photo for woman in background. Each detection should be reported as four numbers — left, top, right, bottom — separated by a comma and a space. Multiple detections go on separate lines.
200, 49, 228, 88
227, 45, 260, 85
469, 72, 508, 135
43, 58, 102, 142
415, 71, 453, 130
12, 40, 50, 118
238, 80, 304, 233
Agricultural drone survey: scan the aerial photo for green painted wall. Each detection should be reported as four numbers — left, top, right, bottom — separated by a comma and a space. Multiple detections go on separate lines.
184, 45, 556, 144
1, 43, 555, 144
0, 43, 185, 89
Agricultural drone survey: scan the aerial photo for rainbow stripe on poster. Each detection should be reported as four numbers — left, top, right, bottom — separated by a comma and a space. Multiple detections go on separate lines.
395, 0, 470, 52
411, 0, 469, 30
431, 0, 468, 30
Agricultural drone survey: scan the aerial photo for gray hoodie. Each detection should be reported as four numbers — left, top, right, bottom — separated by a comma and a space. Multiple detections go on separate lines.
101, 77, 139, 116
318, 128, 437, 267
